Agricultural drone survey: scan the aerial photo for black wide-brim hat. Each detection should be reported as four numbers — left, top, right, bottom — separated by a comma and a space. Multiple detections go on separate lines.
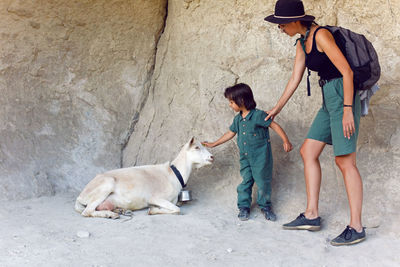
264, 0, 315, 24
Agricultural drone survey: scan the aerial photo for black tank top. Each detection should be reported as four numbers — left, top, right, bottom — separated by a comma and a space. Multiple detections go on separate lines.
305, 27, 342, 80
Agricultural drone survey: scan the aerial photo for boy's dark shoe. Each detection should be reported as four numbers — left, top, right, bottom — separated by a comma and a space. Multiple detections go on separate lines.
330, 226, 366, 246
261, 206, 277, 221
282, 213, 321, 231
238, 207, 250, 221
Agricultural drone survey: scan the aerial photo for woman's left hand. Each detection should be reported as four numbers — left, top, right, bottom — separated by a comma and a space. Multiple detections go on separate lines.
342, 109, 355, 139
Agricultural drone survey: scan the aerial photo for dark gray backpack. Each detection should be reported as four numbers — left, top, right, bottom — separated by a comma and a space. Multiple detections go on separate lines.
325, 26, 381, 92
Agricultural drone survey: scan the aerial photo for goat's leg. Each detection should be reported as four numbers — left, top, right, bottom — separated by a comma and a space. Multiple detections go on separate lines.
148, 198, 180, 215
80, 176, 119, 219
75, 199, 85, 213
87, 210, 120, 219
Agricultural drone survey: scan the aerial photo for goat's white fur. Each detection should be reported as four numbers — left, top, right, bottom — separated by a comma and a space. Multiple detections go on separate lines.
75, 137, 213, 218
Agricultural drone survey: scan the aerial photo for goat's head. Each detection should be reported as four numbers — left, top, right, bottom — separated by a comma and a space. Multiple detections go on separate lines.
185, 137, 214, 168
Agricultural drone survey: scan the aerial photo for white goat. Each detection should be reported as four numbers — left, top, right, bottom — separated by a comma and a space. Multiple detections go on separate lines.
75, 137, 213, 218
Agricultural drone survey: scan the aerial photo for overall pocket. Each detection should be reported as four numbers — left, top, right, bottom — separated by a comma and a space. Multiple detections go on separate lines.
247, 131, 268, 147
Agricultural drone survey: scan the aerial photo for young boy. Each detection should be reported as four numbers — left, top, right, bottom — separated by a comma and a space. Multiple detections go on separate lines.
202, 83, 292, 221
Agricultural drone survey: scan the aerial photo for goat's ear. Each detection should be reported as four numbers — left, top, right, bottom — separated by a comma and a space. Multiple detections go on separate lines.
189, 137, 195, 147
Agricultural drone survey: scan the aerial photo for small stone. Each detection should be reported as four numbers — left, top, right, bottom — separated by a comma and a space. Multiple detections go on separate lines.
77, 231, 90, 238
226, 248, 233, 253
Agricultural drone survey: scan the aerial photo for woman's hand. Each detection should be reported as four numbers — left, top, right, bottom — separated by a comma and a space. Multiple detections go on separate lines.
201, 141, 215, 148
342, 108, 355, 139
265, 106, 281, 121
283, 141, 293, 152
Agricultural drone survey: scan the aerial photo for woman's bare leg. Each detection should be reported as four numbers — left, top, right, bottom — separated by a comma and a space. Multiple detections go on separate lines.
300, 139, 326, 219
335, 152, 363, 232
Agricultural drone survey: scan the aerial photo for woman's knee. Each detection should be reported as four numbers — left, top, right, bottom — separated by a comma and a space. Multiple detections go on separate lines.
335, 154, 356, 171
300, 141, 321, 161
300, 143, 308, 159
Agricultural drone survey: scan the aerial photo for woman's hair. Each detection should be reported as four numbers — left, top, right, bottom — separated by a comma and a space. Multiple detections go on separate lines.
300, 20, 314, 29
300, 20, 318, 38
300, 20, 318, 30
224, 83, 256, 110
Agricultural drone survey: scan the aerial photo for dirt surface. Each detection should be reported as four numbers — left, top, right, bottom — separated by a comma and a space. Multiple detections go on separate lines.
0, 193, 398, 267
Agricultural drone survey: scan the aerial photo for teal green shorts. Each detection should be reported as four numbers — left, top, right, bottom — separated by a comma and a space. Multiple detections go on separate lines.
307, 78, 361, 156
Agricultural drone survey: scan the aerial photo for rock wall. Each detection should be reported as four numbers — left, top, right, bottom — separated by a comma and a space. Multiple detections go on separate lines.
0, 0, 167, 200
123, 0, 400, 233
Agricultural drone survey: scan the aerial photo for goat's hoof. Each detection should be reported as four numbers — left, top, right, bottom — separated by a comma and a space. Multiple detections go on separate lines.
109, 213, 120, 219
113, 208, 124, 215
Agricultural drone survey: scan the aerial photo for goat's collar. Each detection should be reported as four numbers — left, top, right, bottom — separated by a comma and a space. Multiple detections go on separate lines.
170, 165, 186, 188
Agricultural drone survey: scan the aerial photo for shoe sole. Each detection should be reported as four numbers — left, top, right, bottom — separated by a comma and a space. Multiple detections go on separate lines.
239, 217, 249, 221
282, 225, 321, 231
330, 237, 366, 246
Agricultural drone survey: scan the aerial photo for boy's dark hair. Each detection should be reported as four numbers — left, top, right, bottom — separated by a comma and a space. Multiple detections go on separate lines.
224, 83, 256, 110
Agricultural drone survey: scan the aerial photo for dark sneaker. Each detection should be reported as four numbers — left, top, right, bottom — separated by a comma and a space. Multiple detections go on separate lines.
330, 226, 366, 246
238, 207, 250, 221
261, 206, 277, 221
282, 213, 321, 231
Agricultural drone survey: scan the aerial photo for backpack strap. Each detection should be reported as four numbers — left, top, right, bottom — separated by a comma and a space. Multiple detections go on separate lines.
295, 28, 311, 96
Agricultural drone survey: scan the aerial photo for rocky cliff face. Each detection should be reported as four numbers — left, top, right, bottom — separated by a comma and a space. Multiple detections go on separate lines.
0, 0, 167, 199
1, 0, 399, 233
123, 0, 400, 232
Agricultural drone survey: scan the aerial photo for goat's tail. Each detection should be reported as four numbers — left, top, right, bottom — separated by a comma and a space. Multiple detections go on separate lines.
74, 198, 86, 213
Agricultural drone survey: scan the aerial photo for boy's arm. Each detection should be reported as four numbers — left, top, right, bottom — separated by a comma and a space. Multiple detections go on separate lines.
269, 121, 293, 152
202, 131, 236, 148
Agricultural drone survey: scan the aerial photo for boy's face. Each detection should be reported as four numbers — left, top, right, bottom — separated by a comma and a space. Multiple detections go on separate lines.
228, 99, 240, 112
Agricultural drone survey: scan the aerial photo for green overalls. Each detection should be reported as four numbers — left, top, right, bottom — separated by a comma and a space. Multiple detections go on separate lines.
229, 108, 273, 209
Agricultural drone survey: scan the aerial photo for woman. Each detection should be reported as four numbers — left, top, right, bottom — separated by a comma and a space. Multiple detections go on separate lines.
264, 0, 365, 246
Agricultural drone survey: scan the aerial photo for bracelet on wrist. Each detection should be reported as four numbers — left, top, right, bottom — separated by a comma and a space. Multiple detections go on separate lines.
343, 104, 353, 108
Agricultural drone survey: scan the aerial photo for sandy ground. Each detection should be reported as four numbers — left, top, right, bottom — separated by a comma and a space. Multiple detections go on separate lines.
0, 193, 399, 267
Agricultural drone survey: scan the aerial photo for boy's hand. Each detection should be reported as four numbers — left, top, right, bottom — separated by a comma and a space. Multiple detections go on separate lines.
201, 141, 214, 148
283, 141, 293, 152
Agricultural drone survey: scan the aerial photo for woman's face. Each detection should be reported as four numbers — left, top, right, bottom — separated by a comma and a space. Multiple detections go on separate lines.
278, 22, 296, 36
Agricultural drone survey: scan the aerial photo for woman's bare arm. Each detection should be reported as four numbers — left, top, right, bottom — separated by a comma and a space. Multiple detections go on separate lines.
266, 41, 307, 121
